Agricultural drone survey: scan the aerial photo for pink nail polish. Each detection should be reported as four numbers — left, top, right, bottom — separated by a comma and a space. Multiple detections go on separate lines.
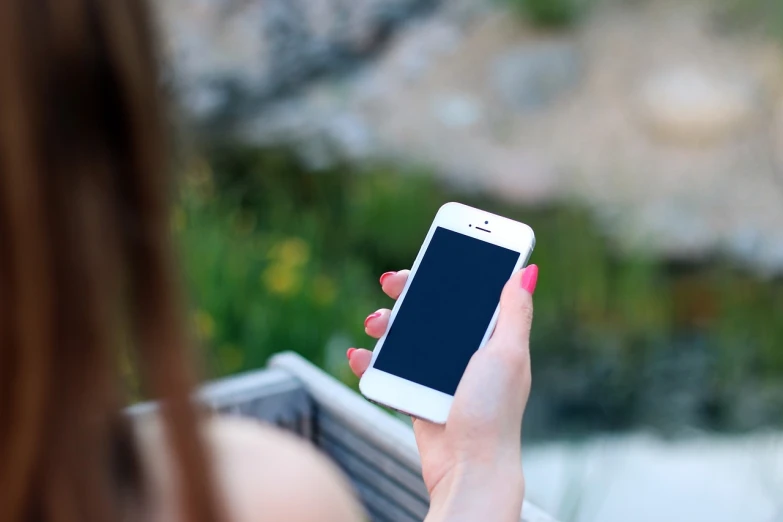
364, 312, 381, 328
380, 271, 396, 285
521, 264, 539, 295
346, 348, 356, 359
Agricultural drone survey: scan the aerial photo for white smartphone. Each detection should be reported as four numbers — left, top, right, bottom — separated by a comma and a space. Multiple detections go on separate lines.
359, 202, 536, 424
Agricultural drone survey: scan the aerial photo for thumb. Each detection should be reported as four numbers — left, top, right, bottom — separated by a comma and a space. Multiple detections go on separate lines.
491, 264, 537, 349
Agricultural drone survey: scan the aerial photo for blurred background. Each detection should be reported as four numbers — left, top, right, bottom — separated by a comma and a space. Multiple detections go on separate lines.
157, 0, 783, 520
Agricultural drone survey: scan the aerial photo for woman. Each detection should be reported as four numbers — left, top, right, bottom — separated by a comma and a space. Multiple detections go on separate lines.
0, 0, 538, 521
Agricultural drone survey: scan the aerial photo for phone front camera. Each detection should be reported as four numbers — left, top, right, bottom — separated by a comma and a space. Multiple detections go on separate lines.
484, 220, 489, 224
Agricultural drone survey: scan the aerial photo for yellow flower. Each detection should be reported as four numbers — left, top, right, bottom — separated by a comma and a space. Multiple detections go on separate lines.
262, 264, 301, 297
312, 275, 337, 307
269, 237, 310, 267
193, 310, 215, 340
262, 238, 310, 298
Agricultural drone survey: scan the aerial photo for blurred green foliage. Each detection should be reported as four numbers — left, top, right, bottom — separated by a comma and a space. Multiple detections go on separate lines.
716, 0, 783, 39
506, 0, 589, 28
177, 145, 783, 436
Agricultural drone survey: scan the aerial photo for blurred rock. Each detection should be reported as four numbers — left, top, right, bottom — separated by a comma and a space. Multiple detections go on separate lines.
157, 0, 437, 120
236, 95, 375, 168
441, 0, 497, 28
637, 67, 758, 145
489, 40, 583, 111
389, 19, 463, 83
728, 226, 765, 263
772, 95, 783, 165
432, 93, 483, 129
325, 113, 375, 160
629, 201, 718, 259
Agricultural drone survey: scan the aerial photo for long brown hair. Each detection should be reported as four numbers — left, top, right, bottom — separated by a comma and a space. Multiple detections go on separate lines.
0, 1, 221, 521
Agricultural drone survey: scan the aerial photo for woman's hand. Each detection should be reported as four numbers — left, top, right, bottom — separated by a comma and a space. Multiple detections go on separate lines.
347, 266, 538, 522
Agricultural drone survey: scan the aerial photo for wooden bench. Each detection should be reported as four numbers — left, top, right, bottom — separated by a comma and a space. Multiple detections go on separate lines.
130, 352, 557, 522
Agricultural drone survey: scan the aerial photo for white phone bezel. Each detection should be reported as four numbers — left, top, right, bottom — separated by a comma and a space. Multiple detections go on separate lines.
359, 202, 536, 424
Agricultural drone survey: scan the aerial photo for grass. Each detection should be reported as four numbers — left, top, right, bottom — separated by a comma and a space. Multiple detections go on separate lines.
715, 0, 783, 39
506, 0, 589, 28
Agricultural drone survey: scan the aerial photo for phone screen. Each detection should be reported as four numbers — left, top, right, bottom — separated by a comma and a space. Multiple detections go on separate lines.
374, 227, 521, 396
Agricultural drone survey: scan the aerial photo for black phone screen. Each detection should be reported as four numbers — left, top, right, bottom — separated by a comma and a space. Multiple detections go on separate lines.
373, 227, 521, 396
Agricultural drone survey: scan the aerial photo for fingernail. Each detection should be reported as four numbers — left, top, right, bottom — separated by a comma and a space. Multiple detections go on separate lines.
346, 348, 356, 359
521, 264, 539, 295
364, 311, 381, 328
380, 271, 396, 285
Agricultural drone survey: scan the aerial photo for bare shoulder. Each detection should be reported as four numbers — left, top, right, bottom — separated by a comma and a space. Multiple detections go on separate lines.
135, 415, 364, 522
206, 417, 364, 522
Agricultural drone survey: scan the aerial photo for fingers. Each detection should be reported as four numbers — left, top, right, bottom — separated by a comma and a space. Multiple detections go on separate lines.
380, 270, 410, 300
489, 264, 538, 353
364, 308, 391, 338
347, 270, 409, 378
362, 270, 409, 338
346, 348, 373, 377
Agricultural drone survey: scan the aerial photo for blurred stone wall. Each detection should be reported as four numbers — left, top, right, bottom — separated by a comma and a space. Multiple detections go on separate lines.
157, 0, 437, 121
